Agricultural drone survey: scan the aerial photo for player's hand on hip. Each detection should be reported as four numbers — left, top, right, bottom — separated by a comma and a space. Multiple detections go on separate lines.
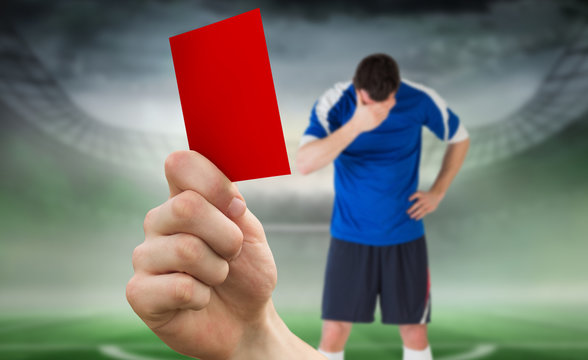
126, 150, 277, 360
407, 190, 445, 220
351, 89, 395, 132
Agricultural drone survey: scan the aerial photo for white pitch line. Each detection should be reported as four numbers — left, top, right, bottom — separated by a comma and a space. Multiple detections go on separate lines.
98, 345, 177, 360
0, 341, 588, 353
437, 344, 497, 360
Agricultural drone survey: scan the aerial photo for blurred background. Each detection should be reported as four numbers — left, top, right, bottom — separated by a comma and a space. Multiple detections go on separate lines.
1, 0, 587, 359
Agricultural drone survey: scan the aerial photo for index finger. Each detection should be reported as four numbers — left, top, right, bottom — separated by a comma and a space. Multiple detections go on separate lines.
164, 151, 243, 216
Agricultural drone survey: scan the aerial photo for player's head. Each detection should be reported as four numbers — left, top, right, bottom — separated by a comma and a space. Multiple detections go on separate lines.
353, 53, 400, 104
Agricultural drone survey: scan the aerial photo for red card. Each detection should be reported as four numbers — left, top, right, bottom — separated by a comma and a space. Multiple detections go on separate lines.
169, 8, 291, 182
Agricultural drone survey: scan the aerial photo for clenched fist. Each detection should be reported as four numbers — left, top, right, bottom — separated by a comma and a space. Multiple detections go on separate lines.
126, 151, 324, 360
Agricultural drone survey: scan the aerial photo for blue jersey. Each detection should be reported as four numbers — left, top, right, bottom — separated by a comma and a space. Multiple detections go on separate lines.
301, 80, 468, 246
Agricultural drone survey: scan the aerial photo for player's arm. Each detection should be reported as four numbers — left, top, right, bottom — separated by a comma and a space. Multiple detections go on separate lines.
430, 138, 470, 196
296, 89, 393, 175
127, 150, 326, 360
296, 116, 362, 175
408, 91, 470, 220
408, 138, 469, 220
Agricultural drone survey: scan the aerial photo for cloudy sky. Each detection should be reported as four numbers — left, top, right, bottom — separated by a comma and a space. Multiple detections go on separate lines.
5, 0, 578, 143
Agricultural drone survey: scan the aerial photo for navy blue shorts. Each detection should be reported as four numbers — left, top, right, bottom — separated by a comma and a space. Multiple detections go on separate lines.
321, 236, 431, 324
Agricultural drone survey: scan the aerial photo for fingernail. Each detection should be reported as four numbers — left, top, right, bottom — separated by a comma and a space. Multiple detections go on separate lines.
227, 197, 246, 218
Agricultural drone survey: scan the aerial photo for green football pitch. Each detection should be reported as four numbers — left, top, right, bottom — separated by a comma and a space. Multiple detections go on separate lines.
1, 305, 587, 360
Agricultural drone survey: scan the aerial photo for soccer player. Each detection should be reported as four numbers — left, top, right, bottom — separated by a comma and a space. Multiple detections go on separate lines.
296, 53, 470, 360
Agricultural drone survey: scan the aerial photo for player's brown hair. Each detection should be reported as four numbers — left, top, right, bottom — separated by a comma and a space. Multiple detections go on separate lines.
352, 53, 400, 101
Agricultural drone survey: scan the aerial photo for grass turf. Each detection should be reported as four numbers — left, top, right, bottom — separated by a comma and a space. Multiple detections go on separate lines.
0, 304, 587, 359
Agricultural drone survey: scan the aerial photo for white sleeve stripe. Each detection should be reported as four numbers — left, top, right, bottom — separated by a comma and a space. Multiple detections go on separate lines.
448, 123, 469, 144
314, 81, 351, 135
299, 134, 319, 147
402, 79, 450, 141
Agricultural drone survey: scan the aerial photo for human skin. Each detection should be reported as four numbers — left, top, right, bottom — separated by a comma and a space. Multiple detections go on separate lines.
296, 89, 396, 175
296, 88, 470, 352
126, 150, 327, 360
407, 138, 470, 220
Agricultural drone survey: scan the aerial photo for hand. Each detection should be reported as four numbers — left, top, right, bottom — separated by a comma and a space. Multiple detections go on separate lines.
126, 150, 278, 359
407, 190, 445, 220
351, 89, 396, 133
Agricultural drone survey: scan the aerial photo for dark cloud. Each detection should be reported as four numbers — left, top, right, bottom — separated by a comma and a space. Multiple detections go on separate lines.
1, 0, 580, 50
2, 0, 145, 47
2, 0, 493, 37
255, 0, 491, 20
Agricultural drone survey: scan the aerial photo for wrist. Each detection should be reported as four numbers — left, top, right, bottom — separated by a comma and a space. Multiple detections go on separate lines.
429, 186, 446, 198
346, 115, 365, 137
230, 301, 322, 360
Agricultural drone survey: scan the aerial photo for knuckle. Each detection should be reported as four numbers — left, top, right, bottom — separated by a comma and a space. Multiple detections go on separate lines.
173, 276, 195, 305
143, 207, 158, 234
164, 151, 189, 178
125, 276, 141, 307
175, 235, 203, 263
131, 244, 147, 270
173, 277, 211, 309
171, 191, 204, 220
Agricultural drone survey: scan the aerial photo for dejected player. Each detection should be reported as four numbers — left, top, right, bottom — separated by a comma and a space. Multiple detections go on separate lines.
296, 53, 470, 360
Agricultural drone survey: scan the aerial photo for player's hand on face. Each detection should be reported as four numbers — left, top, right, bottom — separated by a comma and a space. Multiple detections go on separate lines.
407, 190, 444, 220
126, 150, 277, 360
353, 89, 396, 133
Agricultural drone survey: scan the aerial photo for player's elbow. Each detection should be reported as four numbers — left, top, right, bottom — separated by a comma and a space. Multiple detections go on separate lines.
296, 157, 313, 175
295, 145, 314, 175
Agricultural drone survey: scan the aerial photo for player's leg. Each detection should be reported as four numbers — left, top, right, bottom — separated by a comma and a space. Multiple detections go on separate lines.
319, 237, 379, 359
399, 324, 428, 348
379, 235, 432, 359
318, 320, 352, 358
